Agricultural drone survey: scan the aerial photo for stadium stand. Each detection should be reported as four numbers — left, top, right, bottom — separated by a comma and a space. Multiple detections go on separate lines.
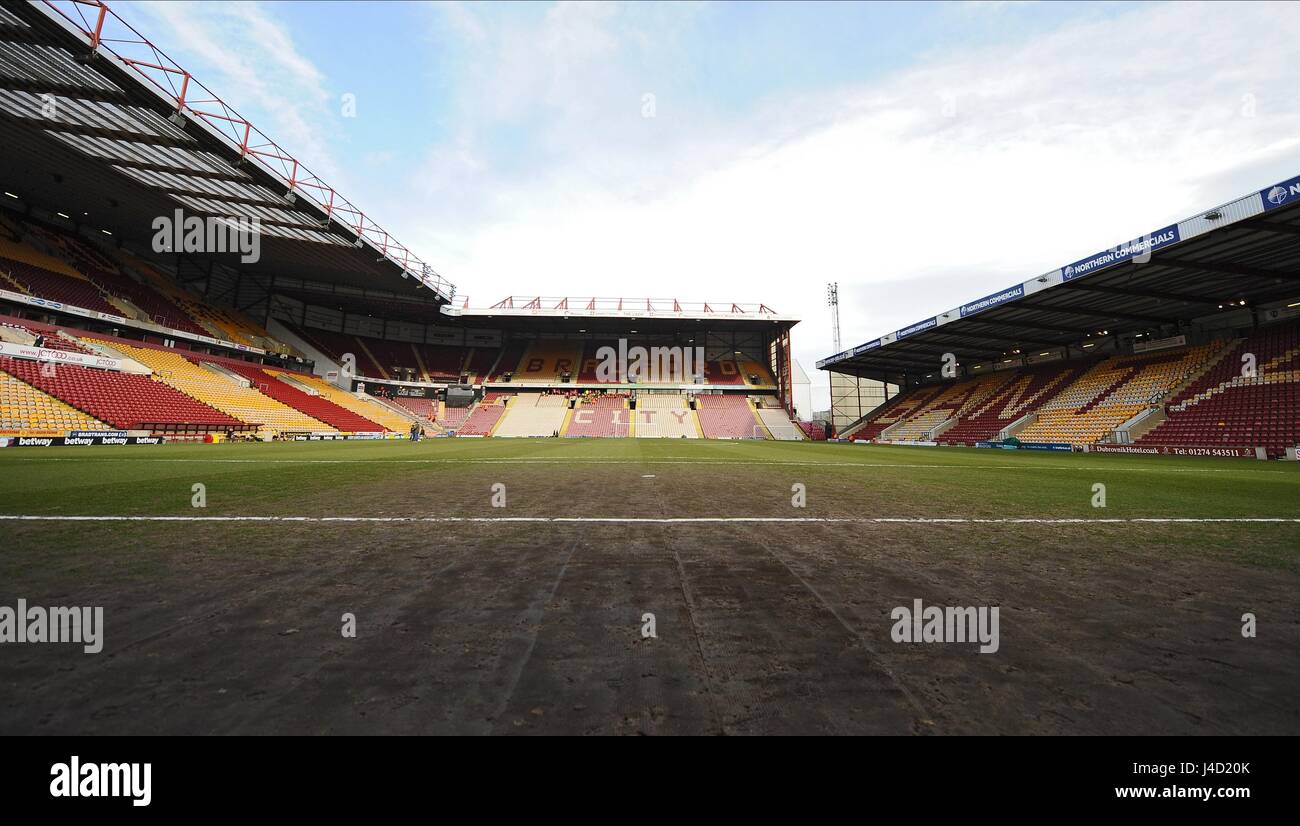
493, 392, 569, 437
703, 357, 746, 385
739, 359, 777, 387
565, 393, 630, 437
0, 243, 124, 317
287, 325, 381, 376
696, 394, 763, 439
387, 396, 439, 425
223, 363, 385, 432
577, 341, 617, 383
937, 364, 1083, 446
0, 355, 244, 434
878, 373, 1012, 442
1, 317, 98, 355
634, 394, 699, 438
462, 348, 498, 383
415, 344, 467, 381
1138, 320, 1300, 454
1015, 345, 1215, 446
846, 384, 947, 441
487, 340, 529, 382
0, 366, 106, 434
283, 371, 413, 432
47, 234, 212, 336
511, 341, 583, 384
457, 393, 510, 436
436, 402, 473, 431
754, 400, 804, 440
89, 339, 329, 434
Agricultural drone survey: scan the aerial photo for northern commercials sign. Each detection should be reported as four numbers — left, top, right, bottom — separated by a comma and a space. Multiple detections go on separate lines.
1061, 225, 1180, 282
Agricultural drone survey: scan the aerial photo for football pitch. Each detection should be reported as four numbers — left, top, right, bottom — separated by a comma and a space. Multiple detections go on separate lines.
2, 439, 1298, 735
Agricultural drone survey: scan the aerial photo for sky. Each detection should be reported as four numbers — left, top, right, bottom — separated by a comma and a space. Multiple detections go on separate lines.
115, 0, 1300, 410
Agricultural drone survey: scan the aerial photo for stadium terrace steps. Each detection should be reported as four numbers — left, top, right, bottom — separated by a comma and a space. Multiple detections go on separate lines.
462, 348, 498, 383
1137, 321, 1300, 453
848, 384, 946, 441
696, 394, 764, 438
938, 366, 1081, 445
493, 392, 570, 437
879, 373, 1012, 442
703, 358, 746, 386
633, 393, 699, 438
1007, 345, 1216, 446
69, 254, 210, 336
86, 339, 329, 433
0, 235, 84, 279
757, 407, 803, 440
284, 372, 413, 432
564, 393, 630, 437
457, 394, 511, 436
487, 340, 529, 382
510, 341, 583, 384
437, 402, 473, 431
0, 366, 106, 434
0, 355, 244, 432
2, 318, 110, 357
385, 395, 437, 425
223, 363, 385, 432
0, 254, 122, 316
739, 360, 778, 387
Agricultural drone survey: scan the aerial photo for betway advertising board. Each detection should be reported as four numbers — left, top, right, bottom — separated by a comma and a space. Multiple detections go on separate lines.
0, 433, 165, 448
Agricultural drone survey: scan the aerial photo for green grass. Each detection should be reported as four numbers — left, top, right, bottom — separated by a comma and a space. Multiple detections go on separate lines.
1, 438, 1297, 519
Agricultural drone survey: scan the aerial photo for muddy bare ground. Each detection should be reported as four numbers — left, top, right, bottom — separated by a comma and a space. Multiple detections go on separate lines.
2, 514, 1297, 735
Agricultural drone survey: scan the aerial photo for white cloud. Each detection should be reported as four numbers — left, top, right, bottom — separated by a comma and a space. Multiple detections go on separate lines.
394, 1, 1300, 411
113, 1, 1300, 414
121, 0, 340, 183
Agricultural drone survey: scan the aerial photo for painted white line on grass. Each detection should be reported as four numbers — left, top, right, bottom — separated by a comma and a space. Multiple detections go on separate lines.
2, 515, 1297, 524
4, 457, 1287, 474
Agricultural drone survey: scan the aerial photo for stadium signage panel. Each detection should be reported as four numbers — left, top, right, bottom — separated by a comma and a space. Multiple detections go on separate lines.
1061, 225, 1179, 282
851, 340, 881, 355
976, 440, 1071, 451
895, 317, 937, 339
1132, 334, 1187, 354
1089, 444, 1259, 458
0, 342, 123, 371
359, 381, 437, 398
1261, 174, 1300, 211
0, 435, 164, 447
0, 289, 266, 355
960, 285, 1025, 317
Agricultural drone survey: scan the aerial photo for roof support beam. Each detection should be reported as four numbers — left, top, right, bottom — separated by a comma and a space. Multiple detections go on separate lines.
1244, 220, 1300, 238
29, 119, 189, 149
1012, 298, 1179, 325
1060, 282, 1222, 306
1155, 256, 1300, 284
924, 327, 1066, 348
101, 157, 251, 184
958, 315, 1086, 335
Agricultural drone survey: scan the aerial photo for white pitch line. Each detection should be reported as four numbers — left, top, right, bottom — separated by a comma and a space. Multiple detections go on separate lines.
2, 457, 1288, 474
1, 515, 1297, 524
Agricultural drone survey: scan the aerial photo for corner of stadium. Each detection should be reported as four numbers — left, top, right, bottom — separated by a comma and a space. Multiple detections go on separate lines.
0, 0, 1296, 747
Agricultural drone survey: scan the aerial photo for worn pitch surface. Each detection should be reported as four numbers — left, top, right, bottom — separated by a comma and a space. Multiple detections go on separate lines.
1, 439, 1297, 734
